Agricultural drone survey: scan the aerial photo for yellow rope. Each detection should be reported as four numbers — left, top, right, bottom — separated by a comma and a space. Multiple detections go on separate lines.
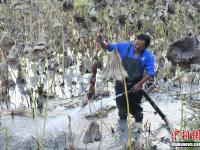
115, 51, 133, 150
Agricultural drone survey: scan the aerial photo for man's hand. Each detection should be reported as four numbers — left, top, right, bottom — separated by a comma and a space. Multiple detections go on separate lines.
96, 28, 108, 49
132, 82, 142, 93
132, 74, 152, 93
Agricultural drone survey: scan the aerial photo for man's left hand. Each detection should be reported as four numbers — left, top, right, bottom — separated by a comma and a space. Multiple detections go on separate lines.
132, 83, 142, 93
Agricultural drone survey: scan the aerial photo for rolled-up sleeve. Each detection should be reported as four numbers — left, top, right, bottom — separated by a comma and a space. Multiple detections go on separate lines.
107, 42, 130, 55
145, 53, 155, 77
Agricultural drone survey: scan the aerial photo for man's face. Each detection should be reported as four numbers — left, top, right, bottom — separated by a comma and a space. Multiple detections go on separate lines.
134, 39, 146, 53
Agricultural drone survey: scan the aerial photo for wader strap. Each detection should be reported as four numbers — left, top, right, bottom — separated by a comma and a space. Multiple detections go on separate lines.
124, 43, 133, 57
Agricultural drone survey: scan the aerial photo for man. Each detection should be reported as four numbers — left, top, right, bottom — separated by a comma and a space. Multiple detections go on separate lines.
97, 33, 155, 131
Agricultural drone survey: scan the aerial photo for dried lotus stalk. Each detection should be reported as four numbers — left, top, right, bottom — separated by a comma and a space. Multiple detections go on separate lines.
86, 57, 99, 100
0, 62, 7, 80
63, 0, 74, 11
102, 51, 128, 81
16, 66, 26, 84
64, 52, 73, 68
37, 28, 48, 47
23, 41, 32, 54
30, 29, 48, 61
53, 18, 62, 28
74, 12, 85, 23
82, 121, 101, 144
0, 32, 15, 54
166, 2, 175, 14
11, 103, 26, 115
7, 47, 19, 66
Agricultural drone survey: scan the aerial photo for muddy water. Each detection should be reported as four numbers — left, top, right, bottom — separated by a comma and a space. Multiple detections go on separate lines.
0, 71, 196, 150
0, 61, 198, 149
0, 63, 108, 149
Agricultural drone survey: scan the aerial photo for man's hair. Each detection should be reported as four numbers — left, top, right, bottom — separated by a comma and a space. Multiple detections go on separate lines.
136, 34, 150, 47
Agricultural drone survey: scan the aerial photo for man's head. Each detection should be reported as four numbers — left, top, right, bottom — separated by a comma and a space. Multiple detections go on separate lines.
134, 34, 150, 52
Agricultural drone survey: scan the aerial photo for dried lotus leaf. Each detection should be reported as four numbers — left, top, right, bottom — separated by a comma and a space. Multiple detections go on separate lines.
102, 51, 128, 81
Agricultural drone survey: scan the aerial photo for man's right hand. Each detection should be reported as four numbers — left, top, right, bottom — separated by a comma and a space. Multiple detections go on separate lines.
96, 30, 103, 43
96, 28, 109, 49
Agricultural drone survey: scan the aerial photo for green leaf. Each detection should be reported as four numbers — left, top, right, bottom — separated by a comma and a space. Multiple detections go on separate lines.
74, 0, 88, 6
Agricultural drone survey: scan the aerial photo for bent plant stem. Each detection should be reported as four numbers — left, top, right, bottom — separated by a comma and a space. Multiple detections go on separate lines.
123, 78, 133, 150
30, 135, 41, 149
77, 129, 84, 145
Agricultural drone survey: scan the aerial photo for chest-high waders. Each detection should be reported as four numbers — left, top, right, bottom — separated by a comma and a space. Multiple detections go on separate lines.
115, 44, 143, 122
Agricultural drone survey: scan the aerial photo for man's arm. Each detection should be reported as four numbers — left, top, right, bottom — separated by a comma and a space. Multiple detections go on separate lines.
133, 52, 155, 92
96, 31, 118, 51
98, 39, 109, 49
